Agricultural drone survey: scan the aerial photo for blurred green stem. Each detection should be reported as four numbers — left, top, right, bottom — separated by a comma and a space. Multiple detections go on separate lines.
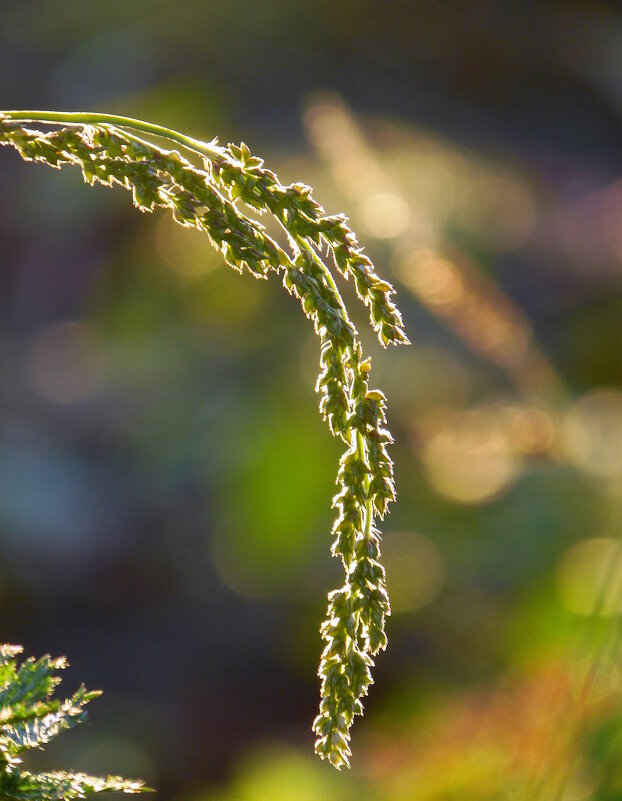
0, 110, 225, 160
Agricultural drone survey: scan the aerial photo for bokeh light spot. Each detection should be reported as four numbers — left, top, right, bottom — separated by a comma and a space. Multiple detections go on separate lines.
400, 252, 464, 308
359, 192, 410, 239
156, 214, 221, 278
562, 389, 622, 477
383, 532, 445, 613
557, 537, 622, 616
508, 406, 556, 454
419, 407, 522, 503
224, 746, 339, 801
391, 149, 456, 225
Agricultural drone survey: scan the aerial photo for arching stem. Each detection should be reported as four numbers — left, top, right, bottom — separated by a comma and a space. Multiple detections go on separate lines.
0, 110, 225, 161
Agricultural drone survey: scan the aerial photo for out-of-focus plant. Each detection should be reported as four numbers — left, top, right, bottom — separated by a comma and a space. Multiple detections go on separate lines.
0, 644, 144, 800
0, 110, 408, 769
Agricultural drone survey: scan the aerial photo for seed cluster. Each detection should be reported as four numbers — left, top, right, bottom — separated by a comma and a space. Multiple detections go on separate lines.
209, 141, 408, 348
0, 116, 408, 768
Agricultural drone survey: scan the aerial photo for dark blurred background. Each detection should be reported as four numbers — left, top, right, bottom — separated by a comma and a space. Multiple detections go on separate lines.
2, 2, 622, 799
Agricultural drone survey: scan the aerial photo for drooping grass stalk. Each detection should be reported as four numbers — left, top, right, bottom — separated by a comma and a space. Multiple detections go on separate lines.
0, 111, 408, 768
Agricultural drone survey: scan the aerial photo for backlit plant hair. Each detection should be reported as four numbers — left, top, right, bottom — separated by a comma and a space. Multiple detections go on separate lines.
0, 110, 409, 769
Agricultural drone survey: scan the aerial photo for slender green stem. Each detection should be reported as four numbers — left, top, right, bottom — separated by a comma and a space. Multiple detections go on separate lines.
293, 235, 350, 324
356, 430, 373, 539
0, 110, 226, 160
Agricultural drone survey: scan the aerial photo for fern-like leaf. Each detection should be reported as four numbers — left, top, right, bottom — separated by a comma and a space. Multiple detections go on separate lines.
0, 646, 146, 800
